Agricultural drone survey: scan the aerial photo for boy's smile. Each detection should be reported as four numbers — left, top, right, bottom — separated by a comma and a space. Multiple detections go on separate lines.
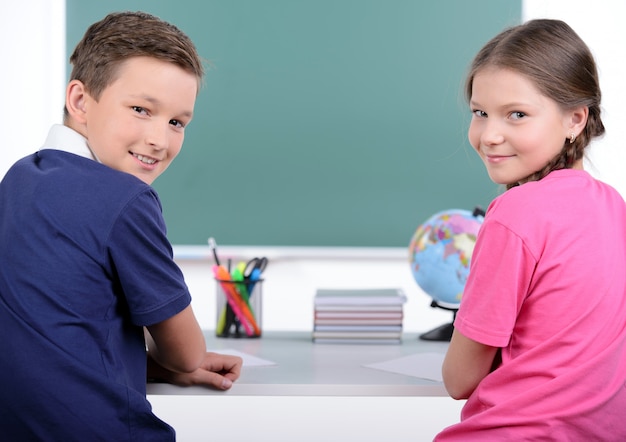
70, 56, 198, 185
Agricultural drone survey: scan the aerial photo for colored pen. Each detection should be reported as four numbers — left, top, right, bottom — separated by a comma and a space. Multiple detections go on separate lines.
208, 237, 221, 266
242, 257, 267, 294
213, 265, 260, 336
213, 265, 253, 336
217, 304, 236, 337
216, 265, 248, 336
216, 304, 228, 335
232, 264, 255, 317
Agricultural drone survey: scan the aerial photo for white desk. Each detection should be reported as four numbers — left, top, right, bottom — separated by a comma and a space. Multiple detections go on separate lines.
147, 331, 462, 441
147, 331, 449, 397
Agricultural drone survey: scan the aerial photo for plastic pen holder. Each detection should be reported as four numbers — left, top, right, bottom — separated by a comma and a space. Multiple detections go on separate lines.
215, 278, 263, 338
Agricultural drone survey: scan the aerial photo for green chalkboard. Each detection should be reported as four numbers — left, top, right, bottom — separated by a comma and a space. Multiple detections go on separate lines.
66, 0, 520, 246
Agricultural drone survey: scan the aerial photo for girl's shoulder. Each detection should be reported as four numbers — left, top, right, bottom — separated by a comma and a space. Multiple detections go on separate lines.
488, 169, 596, 214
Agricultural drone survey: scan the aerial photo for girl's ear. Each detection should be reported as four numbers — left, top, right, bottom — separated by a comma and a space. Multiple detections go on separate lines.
65, 80, 89, 124
568, 105, 589, 139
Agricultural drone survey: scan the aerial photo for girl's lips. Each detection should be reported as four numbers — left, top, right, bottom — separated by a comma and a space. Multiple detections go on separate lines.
485, 154, 514, 164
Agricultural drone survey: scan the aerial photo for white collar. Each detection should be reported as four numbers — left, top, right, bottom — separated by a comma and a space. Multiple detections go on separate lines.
41, 124, 100, 162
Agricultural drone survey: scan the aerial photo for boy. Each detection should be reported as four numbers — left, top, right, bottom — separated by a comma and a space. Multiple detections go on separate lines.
0, 11, 242, 440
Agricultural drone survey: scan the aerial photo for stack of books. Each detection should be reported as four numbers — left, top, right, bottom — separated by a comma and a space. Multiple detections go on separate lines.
312, 288, 407, 344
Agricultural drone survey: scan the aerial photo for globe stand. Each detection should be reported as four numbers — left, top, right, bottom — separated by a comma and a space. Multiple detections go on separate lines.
419, 301, 458, 342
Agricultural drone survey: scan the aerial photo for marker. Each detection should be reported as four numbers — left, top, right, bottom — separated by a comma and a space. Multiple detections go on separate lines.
216, 304, 229, 335
235, 260, 261, 296
232, 264, 255, 316
213, 265, 254, 336
213, 265, 261, 336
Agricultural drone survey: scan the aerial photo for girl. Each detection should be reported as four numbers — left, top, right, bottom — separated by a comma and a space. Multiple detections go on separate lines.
436, 19, 626, 440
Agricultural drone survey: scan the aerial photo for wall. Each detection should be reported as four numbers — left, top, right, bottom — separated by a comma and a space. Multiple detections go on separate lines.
0, 0, 65, 179
523, 0, 626, 197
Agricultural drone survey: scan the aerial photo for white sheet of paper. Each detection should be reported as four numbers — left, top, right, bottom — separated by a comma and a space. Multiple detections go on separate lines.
363, 352, 445, 382
210, 348, 277, 367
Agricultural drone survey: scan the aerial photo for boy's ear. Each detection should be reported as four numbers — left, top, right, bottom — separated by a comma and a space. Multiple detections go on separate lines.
66, 80, 89, 124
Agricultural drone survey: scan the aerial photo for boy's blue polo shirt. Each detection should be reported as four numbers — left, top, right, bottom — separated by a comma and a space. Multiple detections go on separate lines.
0, 125, 190, 440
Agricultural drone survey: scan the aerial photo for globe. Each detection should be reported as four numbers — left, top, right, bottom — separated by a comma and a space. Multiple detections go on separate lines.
409, 208, 485, 308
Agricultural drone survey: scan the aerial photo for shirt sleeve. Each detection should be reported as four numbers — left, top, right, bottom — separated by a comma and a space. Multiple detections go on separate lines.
106, 189, 191, 326
454, 218, 538, 348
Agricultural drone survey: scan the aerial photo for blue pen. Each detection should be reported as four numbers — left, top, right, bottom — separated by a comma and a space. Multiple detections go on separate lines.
243, 257, 268, 295
247, 267, 262, 294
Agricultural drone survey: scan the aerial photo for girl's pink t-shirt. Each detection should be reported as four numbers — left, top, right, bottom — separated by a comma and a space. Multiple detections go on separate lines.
436, 169, 626, 441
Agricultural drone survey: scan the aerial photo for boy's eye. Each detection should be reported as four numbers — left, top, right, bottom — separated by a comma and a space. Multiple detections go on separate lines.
510, 111, 526, 120
170, 119, 185, 129
132, 106, 147, 115
472, 109, 487, 118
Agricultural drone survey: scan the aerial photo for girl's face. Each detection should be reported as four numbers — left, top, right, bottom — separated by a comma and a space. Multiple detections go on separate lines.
468, 67, 581, 186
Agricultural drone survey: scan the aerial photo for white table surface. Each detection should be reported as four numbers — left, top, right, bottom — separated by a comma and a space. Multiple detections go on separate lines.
147, 331, 450, 397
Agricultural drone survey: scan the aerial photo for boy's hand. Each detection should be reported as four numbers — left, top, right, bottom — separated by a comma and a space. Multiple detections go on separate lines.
148, 351, 243, 390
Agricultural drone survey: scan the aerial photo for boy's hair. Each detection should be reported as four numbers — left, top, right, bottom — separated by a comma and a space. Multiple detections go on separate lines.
465, 19, 605, 189
66, 11, 204, 114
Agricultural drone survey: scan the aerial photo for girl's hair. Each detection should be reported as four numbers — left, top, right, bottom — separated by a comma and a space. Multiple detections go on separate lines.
465, 19, 605, 189
67, 11, 204, 104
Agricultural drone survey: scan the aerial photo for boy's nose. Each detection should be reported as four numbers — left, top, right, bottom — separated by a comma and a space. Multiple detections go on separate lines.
145, 123, 169, 150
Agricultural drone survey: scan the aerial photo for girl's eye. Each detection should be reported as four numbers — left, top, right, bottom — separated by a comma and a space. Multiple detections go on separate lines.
170, 119, 184, 129
132, 106, 147, 115
510, 111, 526, 120
472, 109, 487, 118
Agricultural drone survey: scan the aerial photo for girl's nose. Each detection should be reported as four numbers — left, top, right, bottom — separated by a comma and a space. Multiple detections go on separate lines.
480, 120, 505, 146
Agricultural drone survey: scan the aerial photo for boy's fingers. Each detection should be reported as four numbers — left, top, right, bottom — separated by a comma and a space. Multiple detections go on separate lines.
191, 370, 234, 390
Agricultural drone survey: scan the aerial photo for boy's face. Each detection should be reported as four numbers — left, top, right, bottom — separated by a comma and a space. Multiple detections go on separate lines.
80, 56, 197, 185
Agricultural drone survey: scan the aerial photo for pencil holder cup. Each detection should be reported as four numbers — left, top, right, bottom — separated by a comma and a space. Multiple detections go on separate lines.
215, 278, 263, 338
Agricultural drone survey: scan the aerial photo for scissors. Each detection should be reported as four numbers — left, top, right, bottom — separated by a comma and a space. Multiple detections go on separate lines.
243, 257, 268, 280
239, 257, 268, 296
